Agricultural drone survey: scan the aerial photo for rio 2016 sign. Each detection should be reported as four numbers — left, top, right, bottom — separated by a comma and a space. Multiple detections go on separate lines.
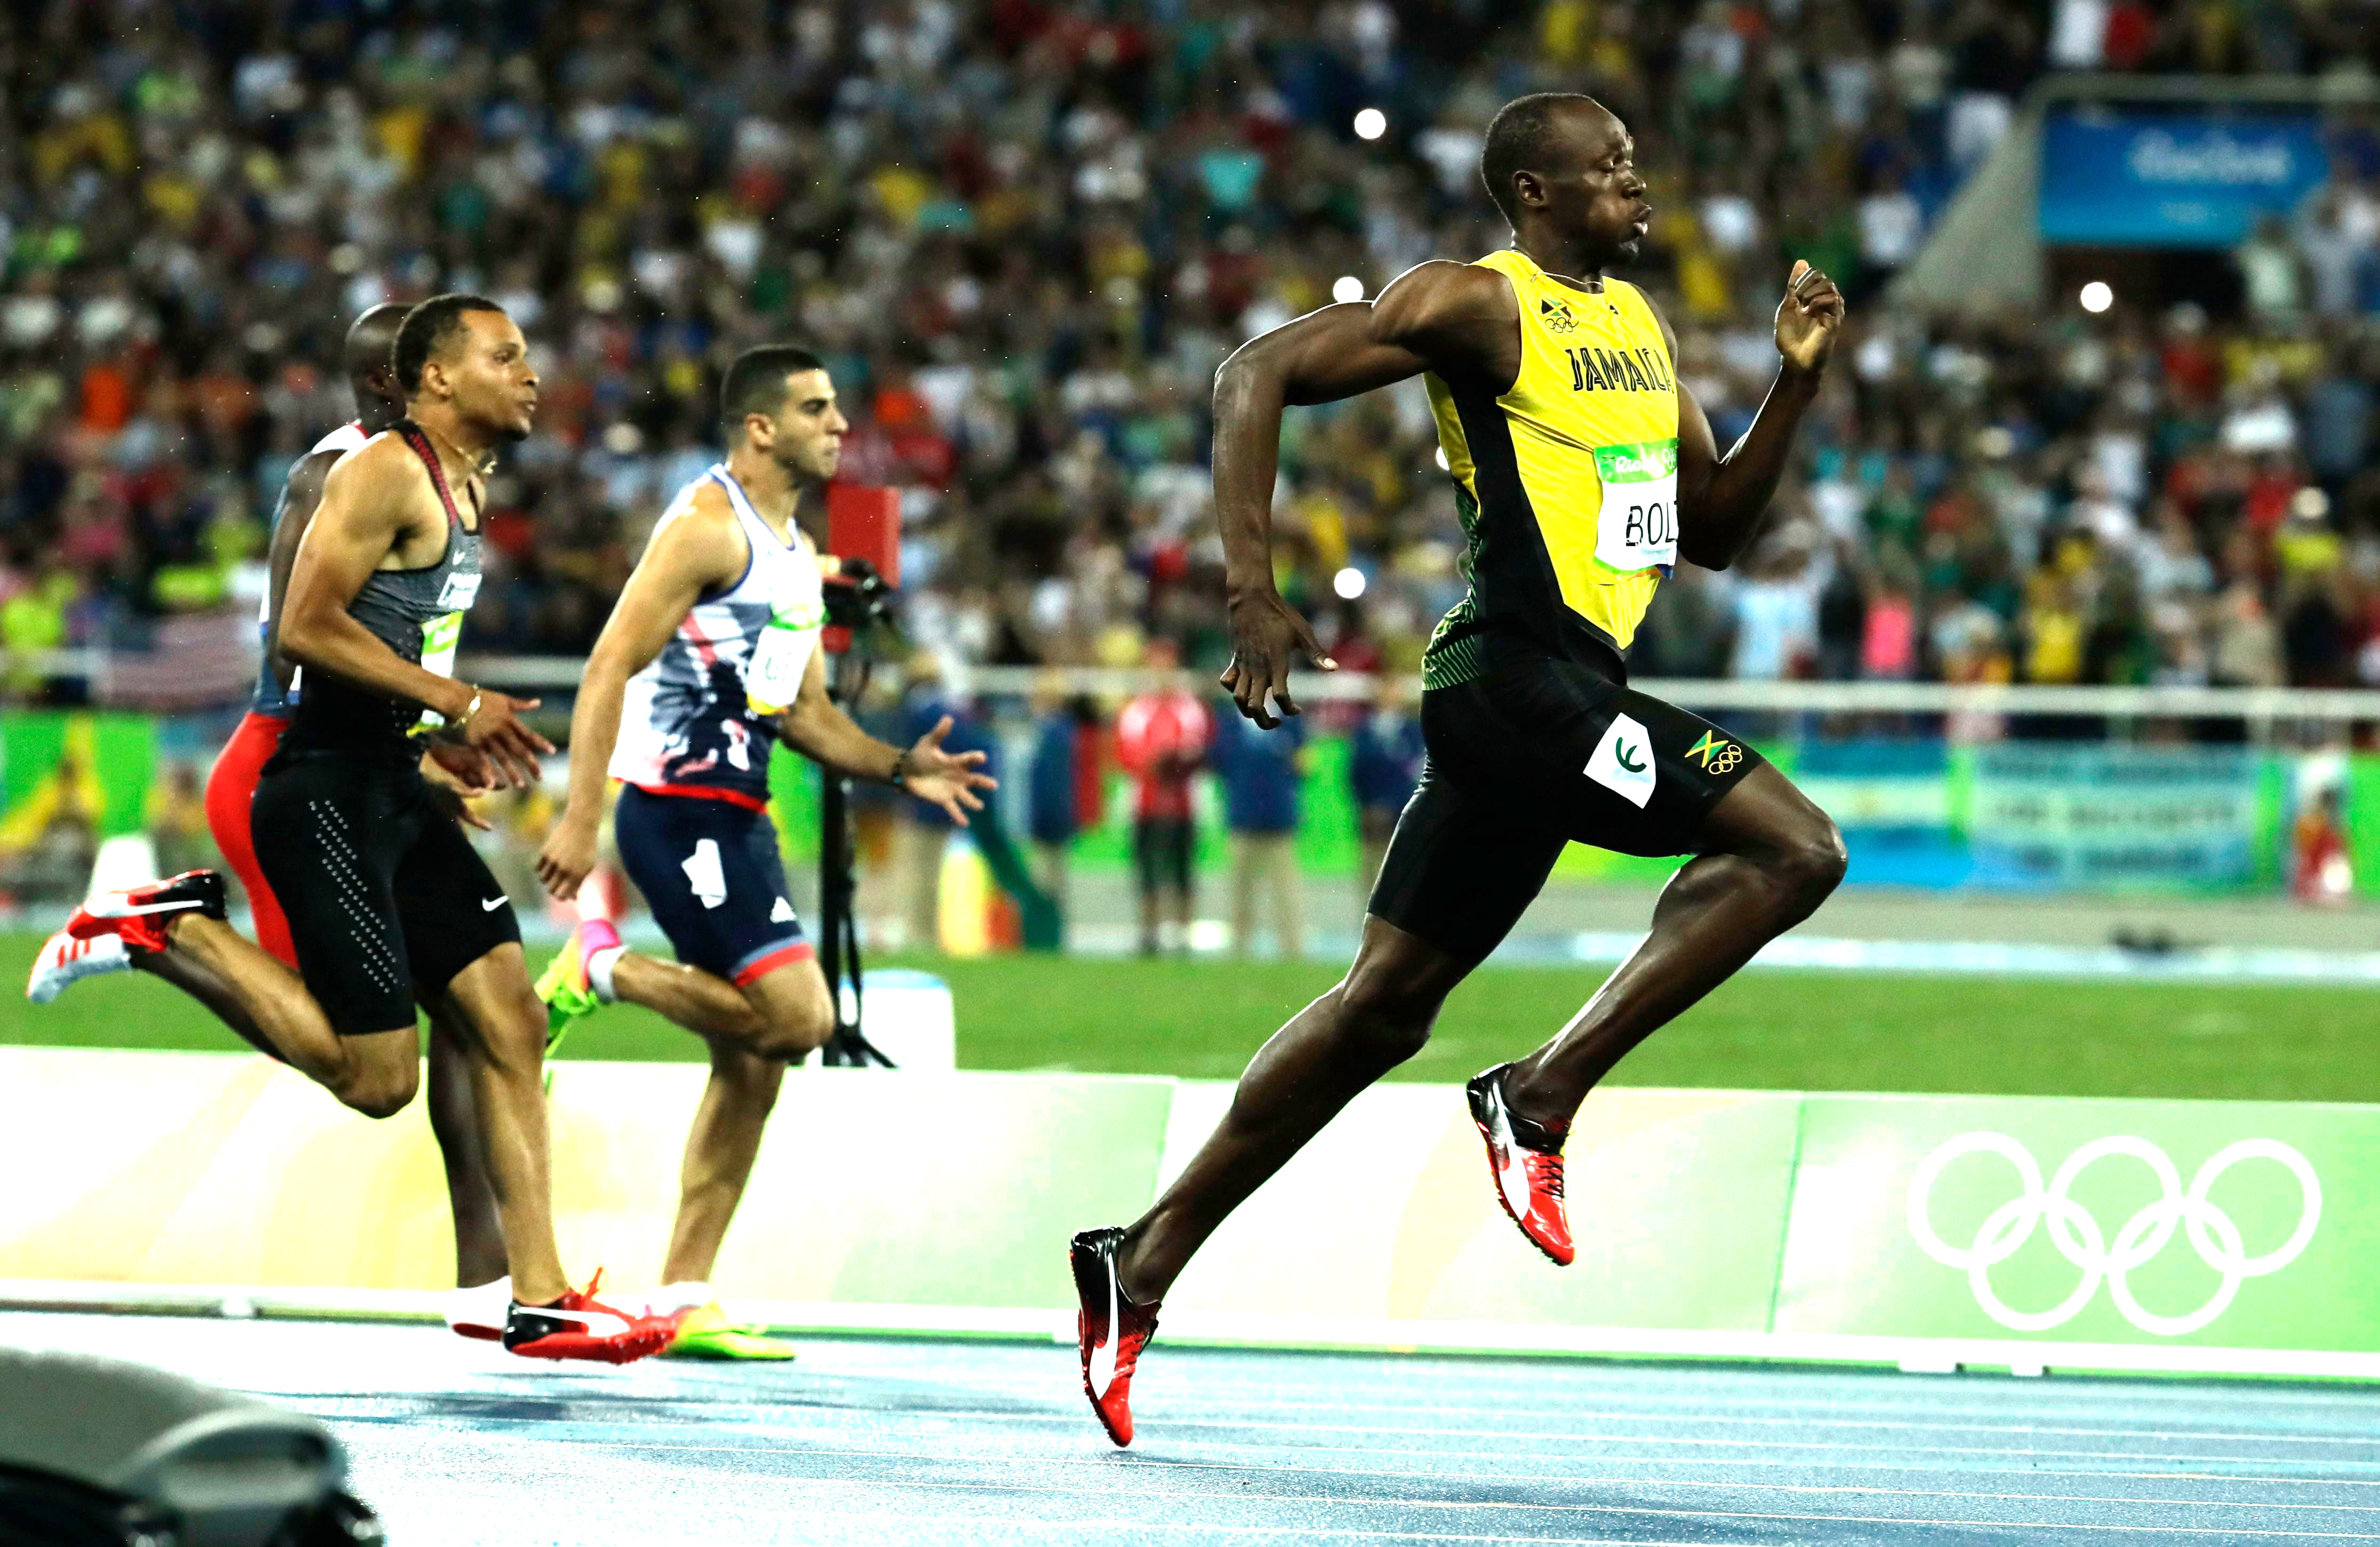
2040, 110, 2334, 248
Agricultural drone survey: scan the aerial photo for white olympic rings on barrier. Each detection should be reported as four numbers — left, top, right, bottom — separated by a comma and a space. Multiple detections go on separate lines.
1906, 1132, 2321, 1336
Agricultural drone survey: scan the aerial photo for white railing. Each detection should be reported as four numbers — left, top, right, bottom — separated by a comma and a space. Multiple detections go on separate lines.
445, 654, 2380, 727
12, 641, 2376, 731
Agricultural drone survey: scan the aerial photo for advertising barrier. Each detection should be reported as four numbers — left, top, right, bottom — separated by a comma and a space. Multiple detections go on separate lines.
3, 1048, 2373, 1379
2040, 109, 2333, 247
4, 711, 2375, 898
1966, 744, 2263, 890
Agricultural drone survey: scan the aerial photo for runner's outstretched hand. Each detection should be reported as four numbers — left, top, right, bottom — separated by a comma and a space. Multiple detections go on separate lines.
897, 716, 996, 827
459, 689, 553, 787
1222, 590, 1336, 730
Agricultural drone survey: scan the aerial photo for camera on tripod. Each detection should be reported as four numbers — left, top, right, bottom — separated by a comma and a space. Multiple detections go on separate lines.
822, 556, 894, 633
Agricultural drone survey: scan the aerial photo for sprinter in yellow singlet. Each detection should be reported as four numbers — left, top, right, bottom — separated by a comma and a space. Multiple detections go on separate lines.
1068, 92, 1849, 1446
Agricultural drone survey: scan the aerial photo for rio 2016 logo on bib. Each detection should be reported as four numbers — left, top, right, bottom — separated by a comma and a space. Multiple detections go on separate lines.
1593, 439, 1678, 574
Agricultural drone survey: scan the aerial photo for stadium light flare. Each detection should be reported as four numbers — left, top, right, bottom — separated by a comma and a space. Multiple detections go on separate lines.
1332, 275, 1366, 304
2079, 281, 2114, 314
1353, 108, 1387, 141
1333, 567, 1367, 600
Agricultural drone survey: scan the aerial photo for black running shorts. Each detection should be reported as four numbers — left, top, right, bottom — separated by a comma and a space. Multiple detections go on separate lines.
251, 748, 521, 1035
1367, 650, 1763, 964
613, 783, 812, 987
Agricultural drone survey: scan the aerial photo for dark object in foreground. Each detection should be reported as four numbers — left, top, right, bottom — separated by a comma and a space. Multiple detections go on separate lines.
0, 1347, 378, 1546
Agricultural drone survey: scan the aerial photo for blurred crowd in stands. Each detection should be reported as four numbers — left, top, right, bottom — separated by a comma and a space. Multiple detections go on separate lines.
3, 0, 2380, 713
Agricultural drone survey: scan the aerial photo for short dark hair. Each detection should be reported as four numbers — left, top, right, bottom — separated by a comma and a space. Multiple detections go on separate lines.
393, 293, 506, 394
1479, 93, 1603, 226
720, 344, 828, 429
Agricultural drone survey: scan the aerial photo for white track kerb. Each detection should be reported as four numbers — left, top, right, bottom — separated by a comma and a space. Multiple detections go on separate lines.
1, 1052, 2374, 1384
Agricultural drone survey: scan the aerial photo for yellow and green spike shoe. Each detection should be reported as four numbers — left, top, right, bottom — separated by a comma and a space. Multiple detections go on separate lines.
535, 917, 620, 1062
662, 1302, 798, 1361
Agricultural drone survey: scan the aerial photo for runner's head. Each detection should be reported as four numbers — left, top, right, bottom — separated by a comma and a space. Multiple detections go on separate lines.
342, 304, 408, 432
1480, 93, 1650, 265
393, 294, 537, 445
721, 345, 846, 483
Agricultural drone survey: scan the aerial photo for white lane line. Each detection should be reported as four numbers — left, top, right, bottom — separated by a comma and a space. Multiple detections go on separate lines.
768, 1519, 1738, 1547
359, 1427, 2380, 1524
308, 1394, 2380, 1473
1161, 1370, 2380, 1418
1129, 1393, 2380, 1448
645, 1402, 2380, 1467
578, 1470, 2380, 1539
300, 1387, 2380, 1457
349, 1411, 2380, 1491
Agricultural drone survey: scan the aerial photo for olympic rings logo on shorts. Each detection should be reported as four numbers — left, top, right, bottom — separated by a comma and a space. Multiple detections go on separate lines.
1906, 1132, 2322, 1336
1704, 745, 1742, 774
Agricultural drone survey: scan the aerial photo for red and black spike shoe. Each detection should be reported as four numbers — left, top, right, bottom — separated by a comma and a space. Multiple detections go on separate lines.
1070, 1227, 1162, 1447
66, 870, 228, 957
1467, 1064, 1575, 1266
502, 1271, 673, 1365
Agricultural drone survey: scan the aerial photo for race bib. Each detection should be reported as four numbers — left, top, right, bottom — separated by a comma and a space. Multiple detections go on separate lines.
1592, 439, 1678, 574
412, 611, 465, 732
743, 601, 825, 718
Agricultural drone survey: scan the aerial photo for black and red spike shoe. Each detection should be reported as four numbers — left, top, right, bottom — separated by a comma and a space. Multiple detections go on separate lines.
1467, 1064, 1575, 1266
66, 870, 228, 956
502, 1271, 673, 1365
1070, 1227, 1162, 1447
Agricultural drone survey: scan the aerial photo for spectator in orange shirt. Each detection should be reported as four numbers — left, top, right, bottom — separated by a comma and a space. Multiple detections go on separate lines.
1114, 638, 1211, 955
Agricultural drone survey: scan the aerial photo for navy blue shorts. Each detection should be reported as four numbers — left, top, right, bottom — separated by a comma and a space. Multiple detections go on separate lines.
615, 783, 812, 987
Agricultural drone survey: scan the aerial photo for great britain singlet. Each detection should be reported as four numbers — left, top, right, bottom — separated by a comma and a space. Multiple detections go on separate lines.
281, 421, 483, 759
1421, 247, 1679, 689
251, 419, 370, 716
610, 465, 827, 810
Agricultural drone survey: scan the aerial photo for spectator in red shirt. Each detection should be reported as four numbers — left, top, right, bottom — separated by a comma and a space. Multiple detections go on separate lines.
1114, 637, 1212, 955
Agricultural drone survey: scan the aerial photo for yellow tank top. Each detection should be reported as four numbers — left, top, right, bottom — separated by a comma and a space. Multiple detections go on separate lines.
1421, 248, 1679, 689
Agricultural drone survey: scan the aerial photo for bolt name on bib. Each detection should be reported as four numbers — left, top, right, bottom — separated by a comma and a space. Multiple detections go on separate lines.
1591, 438, 1679, 574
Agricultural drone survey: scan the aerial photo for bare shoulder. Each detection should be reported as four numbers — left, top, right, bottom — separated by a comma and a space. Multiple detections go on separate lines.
1369, 259, 1520, 381
316, 434, 429, 523
1373, 259, 1515, 330
286, 443, 349, 490
646, 478, 749, 583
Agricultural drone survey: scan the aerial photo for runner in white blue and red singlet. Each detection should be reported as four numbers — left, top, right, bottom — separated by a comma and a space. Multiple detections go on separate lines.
531, 345, 993, 1359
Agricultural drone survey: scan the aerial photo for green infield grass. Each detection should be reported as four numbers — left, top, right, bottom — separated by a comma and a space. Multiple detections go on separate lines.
0, 932, 2367, 1102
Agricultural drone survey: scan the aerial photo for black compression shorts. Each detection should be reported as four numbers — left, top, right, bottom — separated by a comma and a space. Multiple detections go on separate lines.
1367, 651, 1763, 964
251, 748, 521, 1035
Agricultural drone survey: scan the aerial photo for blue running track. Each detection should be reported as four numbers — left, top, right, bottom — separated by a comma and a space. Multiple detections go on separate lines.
4, 1311, 2374, 1545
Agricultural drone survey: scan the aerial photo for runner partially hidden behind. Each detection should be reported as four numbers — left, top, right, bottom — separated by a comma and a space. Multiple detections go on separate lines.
1070, 93, 1849, 1445
62, 295, 670, 1363
29, 304, 511, 1318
